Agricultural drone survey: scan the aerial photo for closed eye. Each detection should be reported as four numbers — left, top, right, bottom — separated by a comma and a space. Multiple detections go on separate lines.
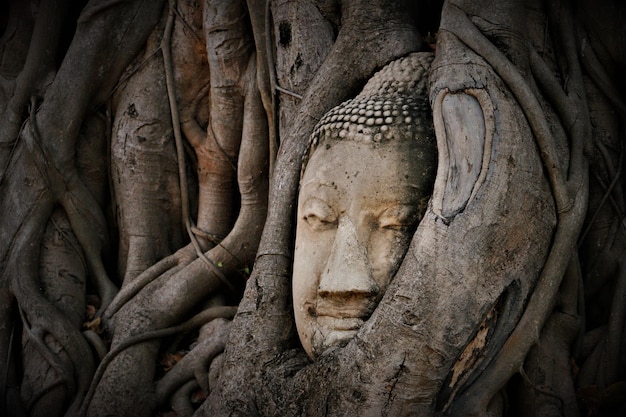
380, 223, 410, 231
301, 198, 337, 231
378, 205, 420, 232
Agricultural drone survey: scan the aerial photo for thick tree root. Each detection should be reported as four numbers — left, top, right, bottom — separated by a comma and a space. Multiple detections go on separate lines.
170, 380, 199, 417
439, 2, 588, 414
25, 102, 118, 315
110, 34, 186, 286
156, 318, 231, 402
86, 2, 269, 414
81, 306, 236, 415
9, 213, 95, 417
18, 206, 87, 417
104, 245, 196, 321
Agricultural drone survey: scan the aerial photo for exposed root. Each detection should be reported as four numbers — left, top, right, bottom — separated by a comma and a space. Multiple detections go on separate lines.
170, 380, 198, 417
245, 0, 277, 181
163, 0, 235, 292
0, 0, 69, 180
579, 145, 623, 245
60, 183, 118, 315
156, 318, 231, 402
442, 3, 589, 413
24, 379, 65, 415
2, 144, 95, 417
207, 352, 225, 393
81, 306, 236, 415
10, 240, 95, 416
104, 0, 268, 325
588, 264, 626, 386
580, 36, 626, 116
104, 245, 195, 321
82, 330, 108, 361
15, 300, 93, 417
26, 101, 118, 315
19, 306, 75, 400
1, 313, 16, 414
86, 2, 268, 413
519, 364, 564, 409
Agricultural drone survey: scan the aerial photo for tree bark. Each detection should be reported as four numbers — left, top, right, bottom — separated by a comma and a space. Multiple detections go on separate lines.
1, 0, 626, 416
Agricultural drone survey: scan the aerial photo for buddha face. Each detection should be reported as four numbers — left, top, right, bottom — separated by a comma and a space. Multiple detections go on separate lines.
293, 138, 432, 359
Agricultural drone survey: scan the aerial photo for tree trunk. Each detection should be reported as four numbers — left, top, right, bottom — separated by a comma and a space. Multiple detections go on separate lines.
0, 0, 625, 416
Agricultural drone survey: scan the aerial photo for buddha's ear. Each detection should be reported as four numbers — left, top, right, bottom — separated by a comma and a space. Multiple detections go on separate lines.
430, 87, 494, 222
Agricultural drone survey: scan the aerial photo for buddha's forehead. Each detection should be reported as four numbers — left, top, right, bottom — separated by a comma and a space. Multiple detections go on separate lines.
300, 139, 423, 205
305, 138, 417, 177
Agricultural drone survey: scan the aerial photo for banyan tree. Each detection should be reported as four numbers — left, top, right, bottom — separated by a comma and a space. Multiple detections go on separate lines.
0, 0, 625, 416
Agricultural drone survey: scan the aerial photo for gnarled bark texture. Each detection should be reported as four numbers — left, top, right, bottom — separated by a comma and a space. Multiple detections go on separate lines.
0, 0, 625, 416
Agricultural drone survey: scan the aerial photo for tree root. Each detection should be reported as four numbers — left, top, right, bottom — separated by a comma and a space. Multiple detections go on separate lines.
26, 101, 118, 315
19, 305, 76, 402
24, 379, 65, 416
156, 318, 231, 402
86, 2, 268, 413
0, 0, 69, 178
18, 204, 89, 417
8, 213, 96, 417
104, 0, 270, 323
82, 330, 108, 361
0, 137, 95, 416
14, 296, 93, 417
170, 380, 198, 417
1, 2, 166, 416
104, 245, 195, 321
517, 251, 582, 417
163, 0, 236, 292
109, 37, 187, 286
579, 264, 626, 387
81, 305, 236, 415
245, 0, 277, 182
441, 3, 589, 414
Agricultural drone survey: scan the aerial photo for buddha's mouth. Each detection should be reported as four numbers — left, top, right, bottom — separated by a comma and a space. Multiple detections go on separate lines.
313, 298, 376, 319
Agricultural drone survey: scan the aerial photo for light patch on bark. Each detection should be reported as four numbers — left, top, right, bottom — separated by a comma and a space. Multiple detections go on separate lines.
449, 307, 496, 390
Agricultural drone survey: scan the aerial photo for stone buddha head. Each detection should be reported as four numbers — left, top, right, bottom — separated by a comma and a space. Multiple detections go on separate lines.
293, 53, 437, 359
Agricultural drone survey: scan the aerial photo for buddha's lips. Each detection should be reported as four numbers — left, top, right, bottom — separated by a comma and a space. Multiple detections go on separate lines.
312, 298, 376, 319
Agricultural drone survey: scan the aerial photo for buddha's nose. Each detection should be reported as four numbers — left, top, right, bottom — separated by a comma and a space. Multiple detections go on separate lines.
318, 216, 378, 298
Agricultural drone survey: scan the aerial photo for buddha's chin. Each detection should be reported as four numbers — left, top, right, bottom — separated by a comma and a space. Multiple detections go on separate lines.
324, 328, 358, 347
311, 317, 364, 357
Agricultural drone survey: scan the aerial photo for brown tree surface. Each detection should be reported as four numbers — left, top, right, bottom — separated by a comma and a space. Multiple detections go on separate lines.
0, 0, 624, 416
